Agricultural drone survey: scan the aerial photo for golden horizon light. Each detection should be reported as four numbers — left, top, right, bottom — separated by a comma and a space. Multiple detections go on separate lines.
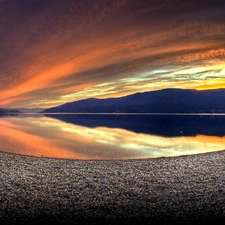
0, 0, 224, 108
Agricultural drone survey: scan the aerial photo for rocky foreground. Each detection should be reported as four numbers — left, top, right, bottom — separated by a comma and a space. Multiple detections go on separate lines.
1, 151, 225, 225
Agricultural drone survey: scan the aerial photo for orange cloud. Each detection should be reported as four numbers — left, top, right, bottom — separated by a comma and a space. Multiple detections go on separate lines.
0, 0, 225, 108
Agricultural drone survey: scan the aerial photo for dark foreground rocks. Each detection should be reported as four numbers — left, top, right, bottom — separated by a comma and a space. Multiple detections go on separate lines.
1, 151, 225, 225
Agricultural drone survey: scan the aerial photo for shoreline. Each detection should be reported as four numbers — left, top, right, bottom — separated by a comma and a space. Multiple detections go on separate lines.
1, 151, 225, 225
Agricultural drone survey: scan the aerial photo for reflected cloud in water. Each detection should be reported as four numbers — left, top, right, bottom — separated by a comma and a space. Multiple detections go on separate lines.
0, 114, 225, 160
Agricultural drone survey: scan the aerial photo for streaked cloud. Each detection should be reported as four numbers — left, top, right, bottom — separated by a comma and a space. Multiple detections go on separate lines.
0, 0, 224, 107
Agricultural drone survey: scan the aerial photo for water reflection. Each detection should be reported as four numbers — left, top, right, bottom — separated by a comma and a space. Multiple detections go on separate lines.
45, 113, 225, 137
0, 114, 225, 160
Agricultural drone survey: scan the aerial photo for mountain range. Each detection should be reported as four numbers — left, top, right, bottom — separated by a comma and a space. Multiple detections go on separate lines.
41, 88, 225, 113
0, 108, 21, 114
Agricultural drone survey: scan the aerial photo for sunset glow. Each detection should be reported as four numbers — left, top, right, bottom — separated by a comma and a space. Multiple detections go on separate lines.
0, 0, 224, 108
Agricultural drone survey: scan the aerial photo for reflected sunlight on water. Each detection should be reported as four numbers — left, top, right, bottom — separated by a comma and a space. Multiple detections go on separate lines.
0, 114, 225, 160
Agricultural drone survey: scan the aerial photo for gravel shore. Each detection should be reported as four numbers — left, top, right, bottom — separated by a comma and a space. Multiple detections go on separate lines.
1, 151, 225, 225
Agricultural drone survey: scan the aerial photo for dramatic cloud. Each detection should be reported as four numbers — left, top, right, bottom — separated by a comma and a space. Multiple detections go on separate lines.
0, 0, 224, 107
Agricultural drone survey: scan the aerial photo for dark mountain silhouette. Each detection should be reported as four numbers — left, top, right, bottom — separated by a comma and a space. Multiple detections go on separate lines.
0, 108, 21, 114
42, 88, 225, 113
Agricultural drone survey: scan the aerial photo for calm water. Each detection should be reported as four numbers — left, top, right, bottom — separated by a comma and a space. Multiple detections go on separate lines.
1, 113, 225, 160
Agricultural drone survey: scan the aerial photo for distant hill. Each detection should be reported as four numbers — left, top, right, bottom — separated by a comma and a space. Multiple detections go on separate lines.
0, 108, 21, 114
15, 108, 45, 113
41, 88, 225, 113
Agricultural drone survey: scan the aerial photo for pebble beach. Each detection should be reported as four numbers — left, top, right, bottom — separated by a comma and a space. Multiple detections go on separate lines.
1, 151, 225, 225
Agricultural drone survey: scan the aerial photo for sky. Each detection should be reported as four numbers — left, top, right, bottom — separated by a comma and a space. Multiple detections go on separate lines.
0, 0, 225, 108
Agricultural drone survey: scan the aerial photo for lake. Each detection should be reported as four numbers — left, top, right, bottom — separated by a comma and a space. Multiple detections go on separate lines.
1, 113, 225, 160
